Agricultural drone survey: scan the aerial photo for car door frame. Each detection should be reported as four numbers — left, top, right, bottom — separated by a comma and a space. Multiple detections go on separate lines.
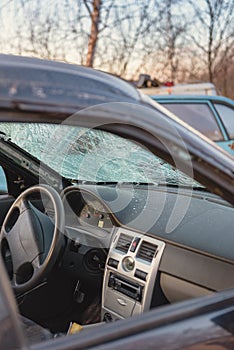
211, 98, 234, 154
30, 288, 234, 350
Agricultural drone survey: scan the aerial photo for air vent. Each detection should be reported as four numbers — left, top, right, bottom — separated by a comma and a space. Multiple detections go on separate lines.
116, 234, 132, 254
137, 241, 158, 263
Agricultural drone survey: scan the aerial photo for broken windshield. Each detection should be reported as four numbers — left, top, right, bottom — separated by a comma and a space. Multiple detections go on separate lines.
0, 122, 200, 187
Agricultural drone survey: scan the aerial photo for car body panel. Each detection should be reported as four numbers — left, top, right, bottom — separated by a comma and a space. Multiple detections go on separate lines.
0, 54, 141, 113
31, 289, 234, 350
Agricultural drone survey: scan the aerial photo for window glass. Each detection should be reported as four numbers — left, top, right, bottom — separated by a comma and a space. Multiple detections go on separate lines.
0, 122, 201, 188
162, 103, 223, 141
214, 103, 234, 139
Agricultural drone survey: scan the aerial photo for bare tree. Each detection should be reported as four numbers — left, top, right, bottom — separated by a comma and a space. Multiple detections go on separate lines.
214, 44, 234, 97
188, 0, 234, 83
1, 0, 233, 96
123, 0, 189, 83
2, 0, 69, 60
94, 0, 164, 78
153, 0, 188, 82
83, 0, 102, 67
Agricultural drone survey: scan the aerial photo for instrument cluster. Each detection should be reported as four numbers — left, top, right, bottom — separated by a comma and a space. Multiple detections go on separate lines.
63, 187, 115, 233
79, 199, 113, 230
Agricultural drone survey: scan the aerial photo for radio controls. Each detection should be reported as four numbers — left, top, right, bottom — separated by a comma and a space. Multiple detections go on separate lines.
102, 228, 166, 320
108, 273, 143, 302
122, 256, 135, 271
108, 274, 115, 288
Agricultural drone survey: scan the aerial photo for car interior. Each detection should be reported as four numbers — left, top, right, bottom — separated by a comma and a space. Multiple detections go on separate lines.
0, 116, 234, 345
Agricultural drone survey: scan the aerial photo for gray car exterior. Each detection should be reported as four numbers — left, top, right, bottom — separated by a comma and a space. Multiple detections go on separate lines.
0, 55, 234, 350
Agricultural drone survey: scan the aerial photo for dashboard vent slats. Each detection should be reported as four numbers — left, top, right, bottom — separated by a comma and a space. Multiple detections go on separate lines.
116, 234, 132, 253
137, 241, 158, 263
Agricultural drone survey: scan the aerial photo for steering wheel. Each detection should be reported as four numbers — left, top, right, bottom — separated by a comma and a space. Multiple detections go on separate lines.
0, 185, 65, 295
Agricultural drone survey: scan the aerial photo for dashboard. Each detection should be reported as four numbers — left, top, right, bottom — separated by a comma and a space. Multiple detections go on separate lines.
61, 184, 234, 321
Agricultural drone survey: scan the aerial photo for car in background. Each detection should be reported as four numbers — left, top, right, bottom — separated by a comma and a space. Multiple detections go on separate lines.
1, 55, 234, 350
150, 95, 234, 156
140, 82, 217, 96
135, 74, 217, 96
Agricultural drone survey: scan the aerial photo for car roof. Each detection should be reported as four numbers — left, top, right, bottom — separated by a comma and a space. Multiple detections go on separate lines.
0, 54, 141, 112
151, 94, 234, 106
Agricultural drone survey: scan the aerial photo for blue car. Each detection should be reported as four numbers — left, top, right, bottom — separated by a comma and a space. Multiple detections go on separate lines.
150, 95, 234, 156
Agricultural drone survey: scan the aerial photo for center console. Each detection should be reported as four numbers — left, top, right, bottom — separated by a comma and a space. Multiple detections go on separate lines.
102, 228, 165, 321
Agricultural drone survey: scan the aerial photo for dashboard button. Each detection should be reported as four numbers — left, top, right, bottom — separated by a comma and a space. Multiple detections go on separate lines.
134, 269, 147, 281
107, 258, 119, 269
130, 237, 140, 252
122, 256, 135, 271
